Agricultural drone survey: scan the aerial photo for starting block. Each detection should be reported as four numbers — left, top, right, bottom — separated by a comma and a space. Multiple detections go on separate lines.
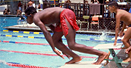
94, 43, 124, 68
93, 43, 122, 49
59, 61, 105, 68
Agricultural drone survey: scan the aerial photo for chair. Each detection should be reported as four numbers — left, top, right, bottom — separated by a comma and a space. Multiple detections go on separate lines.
91, 16, 99, 29
81, 16, 90, 30
76, 20, 82, 30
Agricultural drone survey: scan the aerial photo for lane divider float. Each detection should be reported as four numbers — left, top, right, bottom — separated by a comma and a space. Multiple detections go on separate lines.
0, 30, 43, 34
0, 30, 114, 38
0, 49, 112, 59
0, 40, 121, 50
0, 60, 50, 68
0, 34, 122, 43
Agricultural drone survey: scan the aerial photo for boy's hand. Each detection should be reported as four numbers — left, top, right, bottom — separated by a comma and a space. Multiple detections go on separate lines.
125, 47, 131, 53
114, 43, 116, 46
53, 49, 64, 59
125, 49, 129, 53
114, 40, 117, 46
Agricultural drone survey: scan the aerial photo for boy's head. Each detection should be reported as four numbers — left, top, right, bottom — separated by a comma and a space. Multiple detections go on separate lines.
25, 7, 37, 16
108, 1, 118, 13
24, 7, 37, 24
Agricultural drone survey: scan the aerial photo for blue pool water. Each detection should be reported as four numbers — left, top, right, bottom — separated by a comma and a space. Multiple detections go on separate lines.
0, 17, 19, 30
0, 17, 121, 68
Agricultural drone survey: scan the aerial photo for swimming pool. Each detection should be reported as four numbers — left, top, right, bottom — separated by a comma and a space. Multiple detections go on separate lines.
0, 16, 121, 68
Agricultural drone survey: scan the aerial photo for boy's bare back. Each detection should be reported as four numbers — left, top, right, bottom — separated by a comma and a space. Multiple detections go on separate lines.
34, 7, 65, 25
116, 9, 131, 25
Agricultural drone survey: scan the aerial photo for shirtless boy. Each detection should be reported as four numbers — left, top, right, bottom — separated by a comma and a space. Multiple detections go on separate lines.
108, 1, 131, 62
24, 7, 108, 64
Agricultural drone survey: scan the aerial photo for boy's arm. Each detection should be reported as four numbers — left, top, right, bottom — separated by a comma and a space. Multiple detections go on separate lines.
34, 19, 64, 59
114, 14, 121, 45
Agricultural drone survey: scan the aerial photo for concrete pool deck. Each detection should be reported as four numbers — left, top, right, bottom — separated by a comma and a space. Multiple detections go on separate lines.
4, 23, 115, 35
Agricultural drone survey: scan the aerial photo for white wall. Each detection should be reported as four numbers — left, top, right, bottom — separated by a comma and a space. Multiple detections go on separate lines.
0, 5, 7, 12
60, 0, 91, 3
22, 0, 91, 3
70, 0, 91, 3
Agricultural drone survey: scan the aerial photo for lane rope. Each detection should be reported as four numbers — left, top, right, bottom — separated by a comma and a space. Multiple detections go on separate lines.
0, 49, 112, 59
0, 30, 43, 34
0, 30, 115, 37
0, 60, 50, 68
0, 40, 49, 45
0, 34, 122, 43
0, 40, 121, 50
6, 62, 50, 68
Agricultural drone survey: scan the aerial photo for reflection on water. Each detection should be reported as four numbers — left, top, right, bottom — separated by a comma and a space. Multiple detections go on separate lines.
3, 18, 7, 23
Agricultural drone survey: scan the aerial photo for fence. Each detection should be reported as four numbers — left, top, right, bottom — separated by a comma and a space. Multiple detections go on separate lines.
42, 2, 130, 31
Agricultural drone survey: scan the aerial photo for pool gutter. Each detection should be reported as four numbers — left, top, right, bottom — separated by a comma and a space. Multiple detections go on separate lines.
4, 24, 115, 35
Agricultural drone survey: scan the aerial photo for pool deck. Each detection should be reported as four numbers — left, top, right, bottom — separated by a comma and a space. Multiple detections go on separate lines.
4, 23, 115, 35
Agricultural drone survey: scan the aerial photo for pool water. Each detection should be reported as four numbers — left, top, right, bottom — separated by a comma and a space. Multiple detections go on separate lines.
0, 17, 19, 30
0, 17, 121, 68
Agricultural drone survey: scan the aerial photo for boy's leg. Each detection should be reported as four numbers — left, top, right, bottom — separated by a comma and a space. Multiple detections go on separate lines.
64, 18, 108, 64
121, 27, 131, 62
52, 31, 82, 64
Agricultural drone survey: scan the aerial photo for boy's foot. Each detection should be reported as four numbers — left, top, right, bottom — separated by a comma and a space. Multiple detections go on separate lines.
65, 56, 82, 64
93, 53, 109, 65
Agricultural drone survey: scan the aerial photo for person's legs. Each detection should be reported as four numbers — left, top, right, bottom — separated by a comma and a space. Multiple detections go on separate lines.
52, 31, 82, 64
121, 27, 131, 62
64, 18, 108, 64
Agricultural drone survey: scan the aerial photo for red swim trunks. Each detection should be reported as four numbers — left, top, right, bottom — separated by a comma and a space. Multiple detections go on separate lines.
54, 9, 79, 36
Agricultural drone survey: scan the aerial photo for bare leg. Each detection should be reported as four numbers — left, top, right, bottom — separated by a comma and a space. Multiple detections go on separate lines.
121, 27, 131, 62
52, 32, 82, 64
64, 18, 108, 65
104, 52, 110, 66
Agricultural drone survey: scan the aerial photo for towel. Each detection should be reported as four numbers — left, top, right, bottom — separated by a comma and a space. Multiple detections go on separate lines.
89, 4, 100, 15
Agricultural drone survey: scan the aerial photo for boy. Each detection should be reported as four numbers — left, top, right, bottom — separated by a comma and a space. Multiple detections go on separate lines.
24, 7, 108, 64
108, 1, 131, 62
